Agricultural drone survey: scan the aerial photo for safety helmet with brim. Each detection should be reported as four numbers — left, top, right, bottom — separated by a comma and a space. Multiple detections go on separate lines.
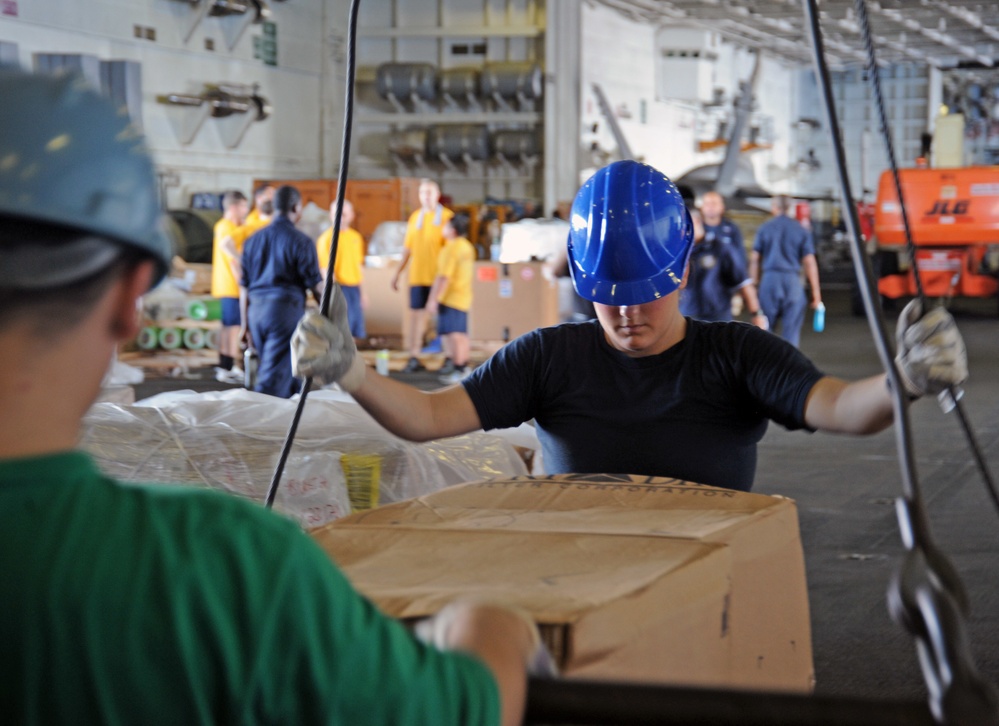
0, 68, 172, 289
568, 160, 693, 306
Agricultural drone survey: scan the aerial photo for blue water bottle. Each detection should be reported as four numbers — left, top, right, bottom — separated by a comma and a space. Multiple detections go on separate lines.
813, 302, 826, 333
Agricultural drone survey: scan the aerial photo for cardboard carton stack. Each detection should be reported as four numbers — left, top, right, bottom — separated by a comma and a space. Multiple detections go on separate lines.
311, 474, 815, 692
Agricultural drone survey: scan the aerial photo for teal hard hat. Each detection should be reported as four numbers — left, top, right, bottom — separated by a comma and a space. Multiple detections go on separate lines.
568, 160, 693, 306
0, 68, 172, 287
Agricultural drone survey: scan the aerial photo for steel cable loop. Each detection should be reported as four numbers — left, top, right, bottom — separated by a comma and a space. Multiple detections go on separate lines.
805, 1, 999, 722
264, 0, 360, 509
853, 0, 999, 514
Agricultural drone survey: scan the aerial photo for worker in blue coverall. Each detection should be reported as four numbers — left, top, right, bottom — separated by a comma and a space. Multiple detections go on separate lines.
679, 208, 768, 329
290, 160, 968, 493
239, 185, 323, 398
750, 194, 823, 348
700, 191, 748, 269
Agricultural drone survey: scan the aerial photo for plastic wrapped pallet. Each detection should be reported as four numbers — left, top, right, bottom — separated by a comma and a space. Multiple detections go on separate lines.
80, 389, 533, 529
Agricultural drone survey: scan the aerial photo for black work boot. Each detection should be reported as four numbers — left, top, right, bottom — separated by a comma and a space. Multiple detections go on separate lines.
402, 356, 426, 373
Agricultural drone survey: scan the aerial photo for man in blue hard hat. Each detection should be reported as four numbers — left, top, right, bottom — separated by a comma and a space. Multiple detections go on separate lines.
293, 160, 968, 493
0, 69, 537, 725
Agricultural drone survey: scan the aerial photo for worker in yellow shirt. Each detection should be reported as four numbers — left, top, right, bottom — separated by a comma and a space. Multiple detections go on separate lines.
210, 190, 250, 383
427, 214, 475, 384
392, 178, 453, 373
243, 183, 274, 235
316, 199, 367, 343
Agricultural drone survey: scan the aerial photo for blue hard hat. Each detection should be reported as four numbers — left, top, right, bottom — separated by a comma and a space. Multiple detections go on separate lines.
0, 68, 172, 287
568, 160, 693, 306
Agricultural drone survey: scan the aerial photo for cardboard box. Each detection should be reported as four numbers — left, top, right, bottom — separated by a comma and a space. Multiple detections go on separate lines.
469, 261, 558, 342
361, 260, 559, 348
311, 474, 815, 692
361, 260, 407, 339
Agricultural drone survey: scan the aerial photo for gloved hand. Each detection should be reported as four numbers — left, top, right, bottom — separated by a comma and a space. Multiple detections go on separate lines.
291, 286, 366, 392
414, 600, 559, 678
894, 299, 968, 398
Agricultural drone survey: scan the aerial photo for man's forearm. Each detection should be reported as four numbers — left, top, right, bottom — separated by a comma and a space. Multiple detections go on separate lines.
239, 287, 249, 331
740, 283, 761, 314
351, 370, 482, 442
429, 275, 447, 304
396, 249, 412, 275
803, 254, 821, 304
438, 603, 532, 726
804, 375, 893, 434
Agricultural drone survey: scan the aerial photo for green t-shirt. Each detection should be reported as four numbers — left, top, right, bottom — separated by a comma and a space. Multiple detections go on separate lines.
0, 451, 500, 725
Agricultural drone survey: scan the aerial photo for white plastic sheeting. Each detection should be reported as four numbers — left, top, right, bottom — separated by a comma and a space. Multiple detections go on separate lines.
80, 389, 536, 529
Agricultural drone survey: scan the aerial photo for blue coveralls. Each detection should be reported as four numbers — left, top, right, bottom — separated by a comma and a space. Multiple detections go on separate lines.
240, 216, 322, 398
752, 215, 815, 348
704, 218, 747, 269
679, 234, 751, 322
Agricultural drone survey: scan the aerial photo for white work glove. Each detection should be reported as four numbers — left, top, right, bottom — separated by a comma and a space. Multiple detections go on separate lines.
414, 600, 559, 678
894, 298, 968, 399
291, 287, 366, 392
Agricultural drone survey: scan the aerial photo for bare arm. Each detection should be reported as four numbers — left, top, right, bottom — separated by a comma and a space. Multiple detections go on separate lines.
749, 250, 761, 286
426, 274, 447, 314
738, 282, 768, 329
238, 286, 250, 345
392, 249, 412, 292
221, 236, 242, 282
351, 367, 483, 441
437, 603, 532, 726
803, 253, 821, 307
803, 374, 893, 434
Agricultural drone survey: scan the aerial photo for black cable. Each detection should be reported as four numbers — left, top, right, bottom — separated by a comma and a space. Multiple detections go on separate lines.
264, 0, 359, 509
853, 0, 999, 518
854, 0, 924, 302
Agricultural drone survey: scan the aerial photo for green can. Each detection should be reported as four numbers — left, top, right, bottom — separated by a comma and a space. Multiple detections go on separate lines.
137, 326, 159, 350
188, 298, 222, 321
158, 327, 183, 350
182, 327, 207, 350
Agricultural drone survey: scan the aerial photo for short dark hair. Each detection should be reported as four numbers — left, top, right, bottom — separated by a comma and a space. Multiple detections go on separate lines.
273, 185, 301, 215
253, 183, 273, 201
449, 213, 470, 238
222, 190, 247, 210
773, 194, 792, 214
0, 223, 144, 336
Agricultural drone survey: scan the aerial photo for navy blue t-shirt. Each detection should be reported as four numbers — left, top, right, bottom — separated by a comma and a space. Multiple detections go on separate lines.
241, 216, 323, 301
463, 319, 825, 491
